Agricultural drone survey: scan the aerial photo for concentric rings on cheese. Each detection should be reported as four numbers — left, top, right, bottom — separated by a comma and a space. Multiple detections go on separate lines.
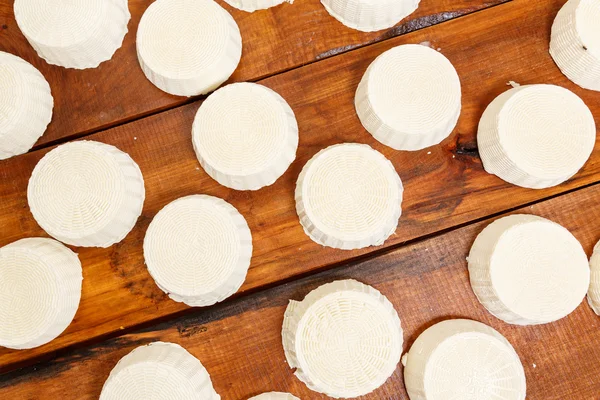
144, 194, 252, 307
403, 319, 526, 400
321, 0, 420, 32
296, 143, 403, 250
192, 83, 298, 191
478, 84, 595, 189
282, 279, 403, 398
355, 44, 461, 151
0, 238, 82, 350
27, 141, 145, 248
137, 0, 242, 96
468, 214, 589, 325
100, 342, 221, 400
0, 51, 53, 160
14, 0, 130, 69
550, 0, 600, 91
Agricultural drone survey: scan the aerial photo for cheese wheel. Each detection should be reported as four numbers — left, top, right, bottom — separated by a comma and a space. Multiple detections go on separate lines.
468, 214, 590, 325
248, 393, 300, 400
224, 0, 292, 13
100, 342, 220, 400
144, 195, 252, 307
282, 279, 403, 398
28, 141, 145, 248
14, 0, 130, 69
193, 83, 298, 190
587, 240, 600, 315
137, 0, 242, 97
355, 44, 461, 151
478, 84, 595, 189
403, 319, 526, 400
321, 0, 420, 32
0, 238, 82, 350
550, 0, 600, 91
296, 143, 403, 250
0, 51, 53, 160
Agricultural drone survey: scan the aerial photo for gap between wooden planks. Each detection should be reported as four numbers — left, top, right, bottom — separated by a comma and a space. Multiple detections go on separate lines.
0, 0, 598, 373
1, 175, 599, 399
0, 0, 507, 148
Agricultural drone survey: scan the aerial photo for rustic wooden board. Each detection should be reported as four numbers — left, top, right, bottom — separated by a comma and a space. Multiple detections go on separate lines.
0, 0, 504, 148
2, 181, 599, 399
0, 0, 598, 373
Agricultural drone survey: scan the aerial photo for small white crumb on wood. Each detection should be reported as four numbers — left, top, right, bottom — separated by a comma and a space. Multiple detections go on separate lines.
507, 80, 521, 88
533, 363, 537, 368
195, 167, 200, 170
133, 137, 137, 140
427, 151, 432, 155
437, 47, 441, 51
452, 155, 456, 158
419, 41, 432, 48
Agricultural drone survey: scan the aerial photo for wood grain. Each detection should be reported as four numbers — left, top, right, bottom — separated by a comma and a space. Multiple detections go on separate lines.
0, 0, 505, 148
1, 0, 599, 373
2, 180, 599, 399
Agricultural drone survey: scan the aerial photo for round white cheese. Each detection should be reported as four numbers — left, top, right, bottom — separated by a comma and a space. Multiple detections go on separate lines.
478, 84, 595, 189
137, 0, 242, 97
355, 44, 461, 151
0, 51, 53, 160
0, 238, 82, 350
248, 393, 300, 400
282, 279, 403, 398
468, 214, 590, 325
28, 141, 145, 248
321, 0, 420, 32
14, 0, 130, 69
224, 0, 292, 13
144, 195, 252, 307
193, 83, 298, 190
550, 0, 600, 91
403, 319, 526, 400
587, 240, 600, 315
296, 143, 403, 250
100, 342, 221, 400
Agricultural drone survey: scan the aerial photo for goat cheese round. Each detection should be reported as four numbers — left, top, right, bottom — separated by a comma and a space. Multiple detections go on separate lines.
137, 0, 242, 96
468, 214, 589, 325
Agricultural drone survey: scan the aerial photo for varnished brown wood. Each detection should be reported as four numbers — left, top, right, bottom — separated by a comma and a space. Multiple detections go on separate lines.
0, 0, 505, 148
2, 181, 599, 399
0, 0, 598, 374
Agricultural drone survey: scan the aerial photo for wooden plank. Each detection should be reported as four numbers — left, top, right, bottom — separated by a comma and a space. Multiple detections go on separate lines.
0, 0, 598, 373
2, 180, 599, 399
0, 0, 504, 147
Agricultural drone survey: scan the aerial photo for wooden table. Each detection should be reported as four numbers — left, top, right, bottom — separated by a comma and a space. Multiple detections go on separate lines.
0, 0, 599, 398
